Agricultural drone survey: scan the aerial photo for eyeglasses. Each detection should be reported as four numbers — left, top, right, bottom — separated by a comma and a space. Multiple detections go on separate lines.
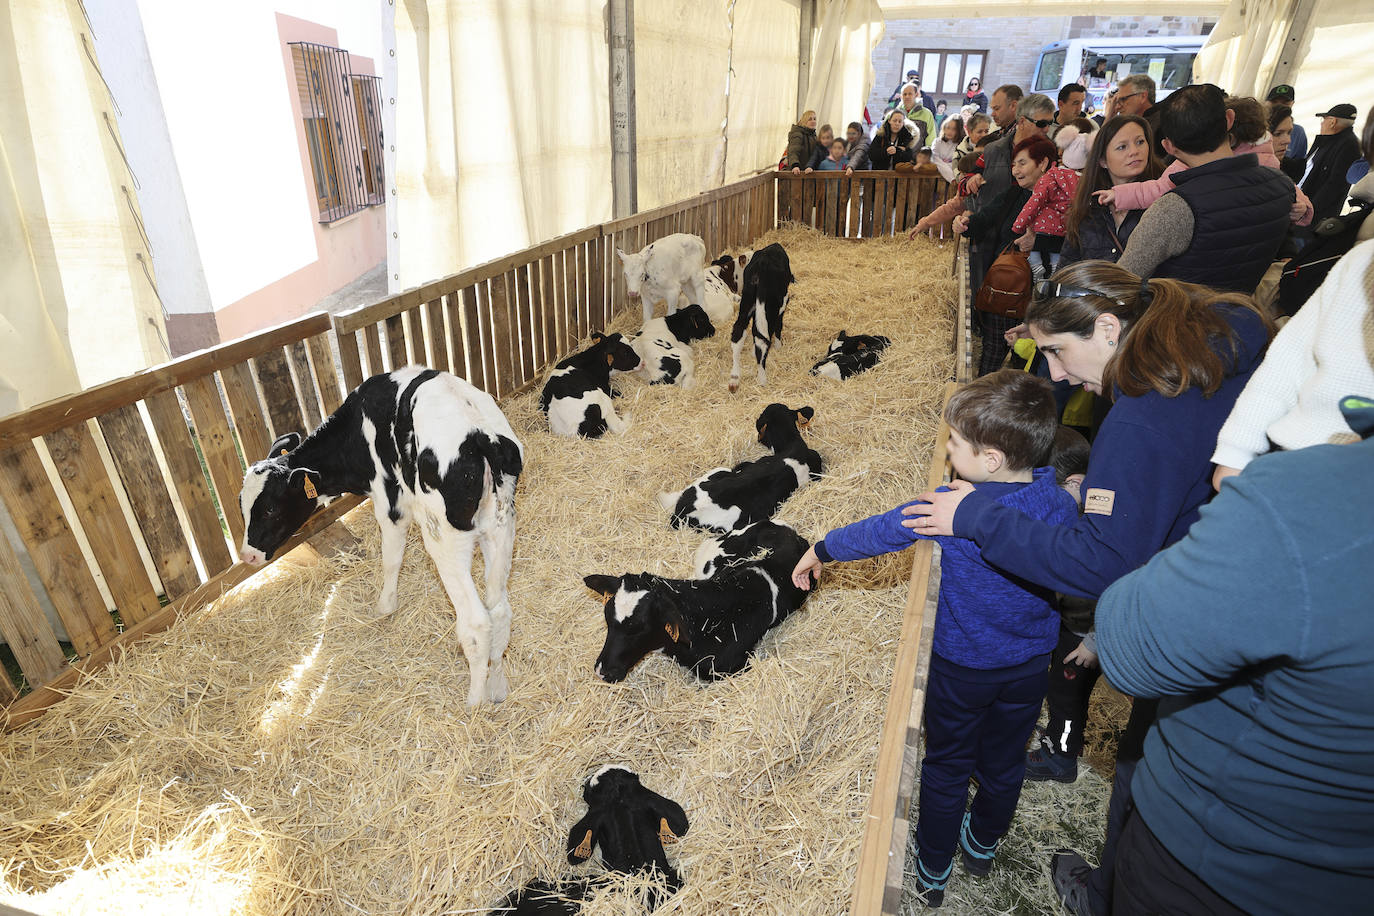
1115, 91, 1144, 104
1033, 280, 1126, 305
1029, 117, 1055, 129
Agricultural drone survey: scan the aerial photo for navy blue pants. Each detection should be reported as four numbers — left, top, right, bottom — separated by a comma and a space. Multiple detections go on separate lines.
915, 652, 1050, 873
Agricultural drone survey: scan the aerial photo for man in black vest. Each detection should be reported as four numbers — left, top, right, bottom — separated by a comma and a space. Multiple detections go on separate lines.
1118, 84, 1295, 294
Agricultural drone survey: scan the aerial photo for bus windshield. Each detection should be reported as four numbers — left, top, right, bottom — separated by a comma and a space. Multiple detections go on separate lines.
1083, 49, 1197, 89
1035, 49, 1067, 92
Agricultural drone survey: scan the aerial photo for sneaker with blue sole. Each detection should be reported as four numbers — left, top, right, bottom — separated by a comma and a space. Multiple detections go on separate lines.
959, 812, 998, 877
1026, 734, 1079, 783
912, 857, 951, 908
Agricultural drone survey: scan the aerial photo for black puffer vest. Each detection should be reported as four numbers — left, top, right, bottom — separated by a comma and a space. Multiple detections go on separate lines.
1158, 153, 1295, 293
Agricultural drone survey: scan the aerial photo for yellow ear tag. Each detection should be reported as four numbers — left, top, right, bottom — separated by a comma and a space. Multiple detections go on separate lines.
664, 621, 680, 643
574, 829, 593, 859
797, 413, 810, 428
303, 477, 318, 499
279, 449, 289, 456
659, 817, 678, 844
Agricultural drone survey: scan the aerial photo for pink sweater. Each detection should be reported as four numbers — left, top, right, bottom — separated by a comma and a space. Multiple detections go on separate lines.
1013, 166, 1079, 237
1112, 142, 1314, 226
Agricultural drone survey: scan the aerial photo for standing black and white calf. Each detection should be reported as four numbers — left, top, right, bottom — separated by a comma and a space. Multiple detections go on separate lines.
617, 233, 707, 323
584, 520, 812, 682
728, 242, 795, 392
810, 330, 892, 380
539, 332, 641, 437
497, 766, 690, 914
629, 303, 715, 388
659, 403, 822, 534
238, 367, 523, 707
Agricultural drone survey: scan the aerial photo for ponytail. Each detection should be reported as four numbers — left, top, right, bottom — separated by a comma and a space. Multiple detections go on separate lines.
1026, 261, 1273, 400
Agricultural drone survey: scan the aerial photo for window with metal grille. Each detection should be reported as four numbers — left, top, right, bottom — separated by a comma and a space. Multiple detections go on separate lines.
289, 41, 385, 223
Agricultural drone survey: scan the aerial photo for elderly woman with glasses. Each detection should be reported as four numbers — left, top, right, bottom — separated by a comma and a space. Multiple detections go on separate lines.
902, 260, 1273, 916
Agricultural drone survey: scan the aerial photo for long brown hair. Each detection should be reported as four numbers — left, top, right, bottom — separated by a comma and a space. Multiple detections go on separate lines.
1026, 261, 1273, 399
1064, 116, 1163, 247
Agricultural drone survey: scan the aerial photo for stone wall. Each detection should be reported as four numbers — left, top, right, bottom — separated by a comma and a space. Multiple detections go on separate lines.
863, 14, 1217, 128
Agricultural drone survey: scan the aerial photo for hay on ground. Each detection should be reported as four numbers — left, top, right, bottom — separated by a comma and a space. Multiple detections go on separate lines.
0, 226, 958, 916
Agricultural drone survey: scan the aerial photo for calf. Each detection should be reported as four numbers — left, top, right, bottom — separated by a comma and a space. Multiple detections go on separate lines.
539, 333, 641, 437
658, 403, 821, 534
238, 367, 523, 707
617, 233, 708, 323
701, 251, 749, 324
497, 766, 689, 915
728, 243, 795, 392
810, 330, 892, 380
584, 520, 811, 682
629, 304, 715, 389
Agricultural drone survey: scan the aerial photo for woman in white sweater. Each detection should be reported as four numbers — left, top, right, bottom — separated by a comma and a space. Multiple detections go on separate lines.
1212, 238, 1374, 489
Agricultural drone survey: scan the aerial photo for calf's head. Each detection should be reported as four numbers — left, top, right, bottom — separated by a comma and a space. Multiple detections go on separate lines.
616, 247, 650, 300
665, 304, 715, 342
755, 403, 814, 448
584, 573, 690, 683
709, 251, 751, 294
566, 766, 689, 887
239, 433, 323, 565
828, 330, 892, 356
590, 331, 643, 373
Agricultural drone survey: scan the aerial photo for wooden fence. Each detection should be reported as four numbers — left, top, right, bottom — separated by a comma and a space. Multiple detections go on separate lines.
777, 165, 950, 237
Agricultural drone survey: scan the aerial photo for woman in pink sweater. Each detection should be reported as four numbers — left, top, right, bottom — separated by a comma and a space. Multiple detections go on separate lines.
1095, 97, 1314, 226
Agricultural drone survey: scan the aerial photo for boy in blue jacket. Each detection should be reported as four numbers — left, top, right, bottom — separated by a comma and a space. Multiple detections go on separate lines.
792, 370, 1079, 907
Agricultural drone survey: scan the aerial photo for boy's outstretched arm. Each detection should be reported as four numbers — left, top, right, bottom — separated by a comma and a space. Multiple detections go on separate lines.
791, 545, 823, 590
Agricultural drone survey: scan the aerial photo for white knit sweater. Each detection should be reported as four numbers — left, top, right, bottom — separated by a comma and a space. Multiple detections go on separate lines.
1212, 239, 1374, 470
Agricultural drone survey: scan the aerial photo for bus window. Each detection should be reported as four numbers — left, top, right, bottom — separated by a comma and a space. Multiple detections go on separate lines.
1115, 52, 1197, 89
1035, 49, 1066, 92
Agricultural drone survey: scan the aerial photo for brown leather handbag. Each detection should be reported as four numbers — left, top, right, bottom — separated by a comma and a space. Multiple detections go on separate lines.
975, 245, 1033, 318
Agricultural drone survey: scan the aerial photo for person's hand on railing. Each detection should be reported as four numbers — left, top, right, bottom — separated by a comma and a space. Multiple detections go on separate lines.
952, 214, 970, 235
805, 167, 814, 173
845, 166, 854, 175
791, 166, 801, 174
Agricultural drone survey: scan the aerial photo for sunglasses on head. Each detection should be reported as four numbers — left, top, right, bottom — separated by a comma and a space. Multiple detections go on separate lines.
1033, 280, 1127, 305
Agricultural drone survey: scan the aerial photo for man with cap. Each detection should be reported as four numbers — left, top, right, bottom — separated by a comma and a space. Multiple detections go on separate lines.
1302, 102, 1362, 223
888, 69, 936, 115
1267, 85, 1307, 159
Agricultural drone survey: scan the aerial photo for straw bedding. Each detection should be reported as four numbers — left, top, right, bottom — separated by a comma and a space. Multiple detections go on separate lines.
0, 226, 958, 916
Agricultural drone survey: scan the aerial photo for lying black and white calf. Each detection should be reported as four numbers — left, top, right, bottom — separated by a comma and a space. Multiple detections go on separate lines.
701, 251, 749, 324
238, 367, 523, 707
629, 304, 715, 389
497, 766, 689, 915
810, 330, 892, 380
659, 403, 822, 534
728, 242, 794, 392
539, 332, 641, 437
585, 520, 811, 682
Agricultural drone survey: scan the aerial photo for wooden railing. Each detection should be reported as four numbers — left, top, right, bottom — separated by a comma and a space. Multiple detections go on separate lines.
777, 165, 950, 237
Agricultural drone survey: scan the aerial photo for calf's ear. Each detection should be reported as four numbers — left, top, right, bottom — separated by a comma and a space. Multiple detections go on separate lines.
797, 406, 816, 426
583, 574, 621, 599
646, 791, 690, 842
616, 248, 627, 262
657, 593, 691, 648
268, 432, 302, 458
566, 811, 601, 864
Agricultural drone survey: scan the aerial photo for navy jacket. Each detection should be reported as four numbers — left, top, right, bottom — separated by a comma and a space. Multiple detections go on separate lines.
1060, 204, 1141, 266
816, 467, 1078, 668
1160, 153, 1295, 294
1097, 397, 1374, 915
1302, 127, 1362, 223
952, 303, 1269, 599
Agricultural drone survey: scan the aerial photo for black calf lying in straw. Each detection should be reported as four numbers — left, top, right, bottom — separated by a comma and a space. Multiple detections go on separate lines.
539, 332, 641, 438
497, 766, 689, 915
810, 330, 891, 380
659, 403, 822, 533
585, 520, 812, 682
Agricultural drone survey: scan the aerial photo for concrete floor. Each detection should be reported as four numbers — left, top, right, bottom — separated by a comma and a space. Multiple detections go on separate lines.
312, 262, 389, 319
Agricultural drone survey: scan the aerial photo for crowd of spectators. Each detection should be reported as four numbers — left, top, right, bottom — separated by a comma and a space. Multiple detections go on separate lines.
786, 61, 1374, 916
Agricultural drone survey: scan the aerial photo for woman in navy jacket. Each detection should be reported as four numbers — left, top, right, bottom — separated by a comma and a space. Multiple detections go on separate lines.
1058, 116, 1163, 266
904, 260, 1272, 915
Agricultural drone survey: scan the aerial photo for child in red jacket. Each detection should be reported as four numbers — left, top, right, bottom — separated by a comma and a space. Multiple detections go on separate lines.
1012, 126, 1085, 276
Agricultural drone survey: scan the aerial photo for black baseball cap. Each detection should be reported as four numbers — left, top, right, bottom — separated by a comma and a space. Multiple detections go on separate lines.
1267, 84, 1295, 102
1315, 103, 1358, 119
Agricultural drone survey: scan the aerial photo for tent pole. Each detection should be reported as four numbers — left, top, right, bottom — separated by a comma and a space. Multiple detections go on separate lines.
1266, 0, 1315, 93
609, 0, 638, 218
797, 0, 815, 115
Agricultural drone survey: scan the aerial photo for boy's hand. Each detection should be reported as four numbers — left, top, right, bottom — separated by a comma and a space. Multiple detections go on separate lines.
791, 546, 823, 590
1093, 188, 1116, 208
1065, 641, 1098, 669
901, 480, 975, 536
1003, 322, 1029, 346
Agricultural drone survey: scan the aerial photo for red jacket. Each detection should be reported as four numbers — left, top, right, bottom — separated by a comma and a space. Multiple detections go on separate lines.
1014, 166, 1079, 237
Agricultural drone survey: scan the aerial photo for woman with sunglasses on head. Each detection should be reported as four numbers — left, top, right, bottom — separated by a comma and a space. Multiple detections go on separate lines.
903, 261, 1272, 916
964, 77, 988, 114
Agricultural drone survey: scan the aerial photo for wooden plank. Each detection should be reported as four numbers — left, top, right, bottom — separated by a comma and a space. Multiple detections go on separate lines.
362, 323, 386, 377
96, 405, 200, 600
847, 175, 863, 238
402, 305, 424, 368
875, 178, 895, 237
253, 347, 306, 440
850, 383, 955, 916
462, 285, 491, 393
589, 235, 606, 333
307, 331, 345, 414
527, 258, 548, 369
0, 314, 330, 451
0, 443, 112, 658
557, 248, 575, 351
891, 178, 909, 237
182, 375, 246, 548
335, 326, 365, 394
384, 313, 408, 370
487, 275, 516, 396
514, 265, 536, 382
220, 362, 273, 467
144, 389, 234, 576
0, 663, 14, 705
42, 423, 162, 626
574, 242, 587, 342
289, 340, 323, 430
0, 512, 67, 686
539, 255, 559, 365
3, 494, 364, 731
425, 296, 450, 374
444, 292, 469, 381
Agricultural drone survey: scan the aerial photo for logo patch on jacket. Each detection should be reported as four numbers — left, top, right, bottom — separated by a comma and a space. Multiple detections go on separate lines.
1084, 488, 1116, 516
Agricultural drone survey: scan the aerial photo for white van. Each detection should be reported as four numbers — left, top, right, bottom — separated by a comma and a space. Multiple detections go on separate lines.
1032, 36, 1208, 114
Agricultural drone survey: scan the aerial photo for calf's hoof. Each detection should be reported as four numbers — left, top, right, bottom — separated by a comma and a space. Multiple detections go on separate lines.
486, 666, 510, 703
728, 379, 740, 393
